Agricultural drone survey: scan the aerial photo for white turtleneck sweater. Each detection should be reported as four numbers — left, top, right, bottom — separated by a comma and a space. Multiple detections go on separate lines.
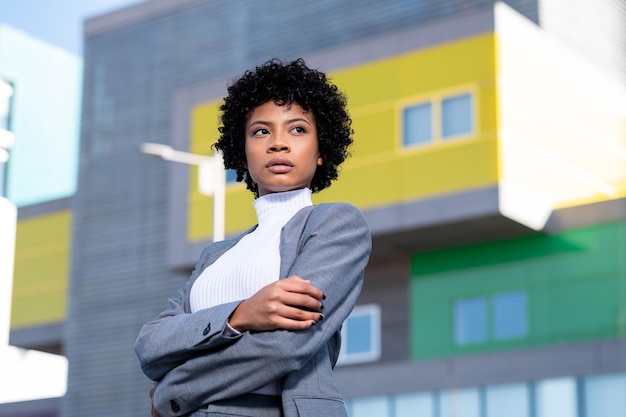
189, 188, 313, 395
190, 188, 313, 311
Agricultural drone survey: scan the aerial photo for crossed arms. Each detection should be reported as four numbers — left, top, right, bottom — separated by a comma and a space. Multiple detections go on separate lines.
134, 203, 371, 416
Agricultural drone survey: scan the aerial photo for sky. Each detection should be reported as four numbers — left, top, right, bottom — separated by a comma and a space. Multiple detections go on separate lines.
0, 0, 147, 55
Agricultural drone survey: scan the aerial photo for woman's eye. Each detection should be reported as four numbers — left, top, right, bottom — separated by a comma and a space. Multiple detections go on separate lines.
291, 126, 305, 134
253, 128, 269, 136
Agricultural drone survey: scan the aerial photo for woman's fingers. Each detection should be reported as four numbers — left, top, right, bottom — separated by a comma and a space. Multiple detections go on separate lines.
264, 304, 323, 330
228, 276, 325, 332
280, 275, 324, 302
281, 304, 324, 323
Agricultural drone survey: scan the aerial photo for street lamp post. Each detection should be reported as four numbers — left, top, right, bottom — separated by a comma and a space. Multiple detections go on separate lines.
140, 143, 226, 242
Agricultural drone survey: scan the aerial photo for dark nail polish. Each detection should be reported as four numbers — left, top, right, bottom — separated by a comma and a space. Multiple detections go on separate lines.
319, 314, 325, 321
323, 294, 326, 300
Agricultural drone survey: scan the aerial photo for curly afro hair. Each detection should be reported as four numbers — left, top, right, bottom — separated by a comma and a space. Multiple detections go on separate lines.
213, 58, 353, 197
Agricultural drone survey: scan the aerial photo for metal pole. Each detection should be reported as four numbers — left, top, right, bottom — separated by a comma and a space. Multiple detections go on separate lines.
212, 152, 225, 242
197, 153, 225, 242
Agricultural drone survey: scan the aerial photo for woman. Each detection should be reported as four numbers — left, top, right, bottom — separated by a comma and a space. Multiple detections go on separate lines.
135, 58, 372, 417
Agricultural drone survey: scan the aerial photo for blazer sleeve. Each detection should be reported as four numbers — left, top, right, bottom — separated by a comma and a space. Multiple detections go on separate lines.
134, 239, 247, 381
152, 203, 371, 417
134, 291, 243, 381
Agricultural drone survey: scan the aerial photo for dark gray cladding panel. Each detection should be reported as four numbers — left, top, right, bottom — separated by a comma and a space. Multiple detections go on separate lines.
335, 338, 626, 398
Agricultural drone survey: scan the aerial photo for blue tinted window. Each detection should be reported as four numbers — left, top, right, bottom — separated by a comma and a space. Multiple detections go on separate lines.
225, 169, 237, 183
585, 374, 626, 417
338, 304, 380, 365
455, 297, 487, 344
439, 388, 481, 417
536, 378, 577, 417
395, 392, 435, 417
350, 396, 390, 417
493, 292, 527, 340
442, 93, 472, 138
403, 102, 432, 146
486, 384, 530, 417
346, 314, 372, 355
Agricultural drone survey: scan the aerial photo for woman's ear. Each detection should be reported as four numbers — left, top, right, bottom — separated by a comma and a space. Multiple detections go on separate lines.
317, 157, 323, 166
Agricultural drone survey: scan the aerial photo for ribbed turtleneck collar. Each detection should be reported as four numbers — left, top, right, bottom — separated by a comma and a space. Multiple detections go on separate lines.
253, 188, 313, 226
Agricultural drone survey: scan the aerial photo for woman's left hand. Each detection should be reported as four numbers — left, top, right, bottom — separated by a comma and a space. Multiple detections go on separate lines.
228, 275, 324, 332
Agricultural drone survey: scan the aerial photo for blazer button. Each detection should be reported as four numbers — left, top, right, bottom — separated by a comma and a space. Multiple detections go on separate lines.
170, 400, 180, 413
203, 323, 211, 336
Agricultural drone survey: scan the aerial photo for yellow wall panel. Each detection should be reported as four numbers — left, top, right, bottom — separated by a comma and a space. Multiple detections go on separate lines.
396, 34, 496, 94
316, 138, 498, 207
12, 211, 71, 328
350, 107, 397, 157
188, 194, 213, 241
331, 59, 400, 108
191, 102, 221, 155
479, 82, 498, 135
400, 138, 498, 197
331, 34, 496, 109
316, 159, 403, 207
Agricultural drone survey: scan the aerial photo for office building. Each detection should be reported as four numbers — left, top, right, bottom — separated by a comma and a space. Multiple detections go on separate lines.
5, 1, 625, 416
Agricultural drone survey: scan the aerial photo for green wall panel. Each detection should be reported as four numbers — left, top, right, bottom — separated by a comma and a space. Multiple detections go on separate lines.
410, 220, 626, 360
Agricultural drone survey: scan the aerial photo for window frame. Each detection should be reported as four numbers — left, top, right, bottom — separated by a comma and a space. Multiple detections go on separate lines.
337, 304, 382, 366
492, 291, 528, 341
401, 88, 476, 149
454, 296, 488, 345
453, 290, 529, 347
441, 92, 474, 140
403, 100, 433, 147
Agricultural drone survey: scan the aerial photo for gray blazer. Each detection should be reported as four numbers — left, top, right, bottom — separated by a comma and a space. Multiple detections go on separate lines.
135, 202, 372, 417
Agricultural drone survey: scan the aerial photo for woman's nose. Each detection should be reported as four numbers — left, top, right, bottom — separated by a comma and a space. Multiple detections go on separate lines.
268, 134, 290, 152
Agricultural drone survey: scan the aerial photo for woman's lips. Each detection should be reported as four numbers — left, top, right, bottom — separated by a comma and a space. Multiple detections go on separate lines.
267, 158, 293, 173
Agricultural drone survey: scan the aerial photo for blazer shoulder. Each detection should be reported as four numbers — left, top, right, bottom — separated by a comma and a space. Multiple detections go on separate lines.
305, 203, 371, 238
311, 202, 368, 224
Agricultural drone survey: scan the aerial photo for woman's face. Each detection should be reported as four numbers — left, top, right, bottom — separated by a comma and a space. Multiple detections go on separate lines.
245, 101, 321, 197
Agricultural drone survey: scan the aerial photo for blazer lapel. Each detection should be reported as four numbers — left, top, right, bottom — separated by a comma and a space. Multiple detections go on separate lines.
279, 205, 315, 279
